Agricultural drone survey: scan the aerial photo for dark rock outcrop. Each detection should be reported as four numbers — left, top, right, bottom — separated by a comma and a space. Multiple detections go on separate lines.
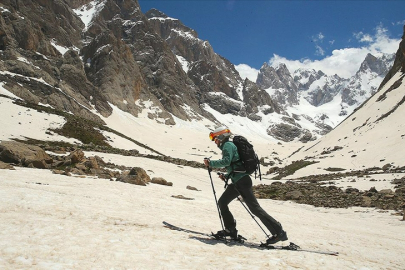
380, 24, 405, 89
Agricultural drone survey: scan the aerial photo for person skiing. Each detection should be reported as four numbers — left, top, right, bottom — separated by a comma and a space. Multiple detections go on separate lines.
203, 126, 288, 245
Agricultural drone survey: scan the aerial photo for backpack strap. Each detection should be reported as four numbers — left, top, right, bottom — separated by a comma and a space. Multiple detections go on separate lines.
224, 141, 245, 173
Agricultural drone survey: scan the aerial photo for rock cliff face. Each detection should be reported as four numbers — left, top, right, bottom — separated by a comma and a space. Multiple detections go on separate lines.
145, 8, 277, 121
0, 0, 279, 127
380, 24, 405, 89
0, 0, 111, 124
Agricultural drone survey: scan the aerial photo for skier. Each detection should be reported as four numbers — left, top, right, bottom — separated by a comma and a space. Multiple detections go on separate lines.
203, 126, 288, 245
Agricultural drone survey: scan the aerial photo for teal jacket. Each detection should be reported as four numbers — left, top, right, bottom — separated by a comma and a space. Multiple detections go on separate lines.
209, 140, 249, 183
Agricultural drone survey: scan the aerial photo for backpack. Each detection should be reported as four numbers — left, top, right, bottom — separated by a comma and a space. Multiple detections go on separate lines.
231, 135, 261, 180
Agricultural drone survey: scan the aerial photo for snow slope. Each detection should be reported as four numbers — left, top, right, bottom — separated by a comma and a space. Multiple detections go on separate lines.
1, 160, 404, 269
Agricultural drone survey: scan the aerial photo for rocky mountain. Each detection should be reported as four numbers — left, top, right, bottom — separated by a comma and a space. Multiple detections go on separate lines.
257, 63, 299, 107
0, 0, 398, 144
143, 8, 279, 122
0, 0, 282, 133
257, 52, 395, 119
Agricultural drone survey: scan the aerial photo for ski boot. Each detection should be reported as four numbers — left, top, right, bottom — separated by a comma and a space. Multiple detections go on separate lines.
265, 230, 288, 245
213, 228, 238, 240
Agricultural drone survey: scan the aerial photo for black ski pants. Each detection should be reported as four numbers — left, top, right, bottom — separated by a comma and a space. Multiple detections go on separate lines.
218, 175, 283, 236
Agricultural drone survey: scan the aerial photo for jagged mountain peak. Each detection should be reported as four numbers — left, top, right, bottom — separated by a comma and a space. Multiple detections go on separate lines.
259, 62, 271, 70
145, 8, 169, 19
293, 68, 325, 79
359, 52, 395, 76
275, 62, 289, 72
145, 8, 198, 40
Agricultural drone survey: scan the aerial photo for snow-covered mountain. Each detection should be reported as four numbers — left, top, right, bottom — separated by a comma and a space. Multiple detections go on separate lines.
256, 52, 395, 131
281, 70, 405, 177
276, 35, 405, 178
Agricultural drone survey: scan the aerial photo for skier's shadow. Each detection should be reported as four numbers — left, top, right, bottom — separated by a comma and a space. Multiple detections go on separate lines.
189, 236, 264, 250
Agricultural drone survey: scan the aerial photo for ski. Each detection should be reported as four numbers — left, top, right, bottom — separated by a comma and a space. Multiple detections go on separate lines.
163, 221, 248, 245
163, 221, 339, 256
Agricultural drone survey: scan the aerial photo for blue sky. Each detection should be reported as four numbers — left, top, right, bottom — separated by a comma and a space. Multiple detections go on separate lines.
138, 0, 404, 79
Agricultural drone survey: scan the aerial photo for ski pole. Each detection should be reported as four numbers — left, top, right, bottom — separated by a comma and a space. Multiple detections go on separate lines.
205, 158, 227, 243
219, 173, 271, 239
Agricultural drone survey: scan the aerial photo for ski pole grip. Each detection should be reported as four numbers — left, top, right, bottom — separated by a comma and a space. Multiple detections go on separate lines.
204, 157, 212, 172
204, 157, 211, 167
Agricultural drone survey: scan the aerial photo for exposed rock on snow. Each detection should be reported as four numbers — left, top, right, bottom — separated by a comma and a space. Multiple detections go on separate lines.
0, 140, 52, 169
254, 179, 405, 211
116, 167, 151, 186
151, 177, 173, 186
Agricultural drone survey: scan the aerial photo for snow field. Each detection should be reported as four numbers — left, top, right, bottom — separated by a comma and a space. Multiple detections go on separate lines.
1, 159, 404, 269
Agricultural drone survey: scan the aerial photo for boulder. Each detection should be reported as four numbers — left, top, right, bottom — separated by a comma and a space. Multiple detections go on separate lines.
116, 167, 151, 186
0, 141, 52, 168
84, 156, 99, 169
151, 177, 173, 186
68, 149, 85, 164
